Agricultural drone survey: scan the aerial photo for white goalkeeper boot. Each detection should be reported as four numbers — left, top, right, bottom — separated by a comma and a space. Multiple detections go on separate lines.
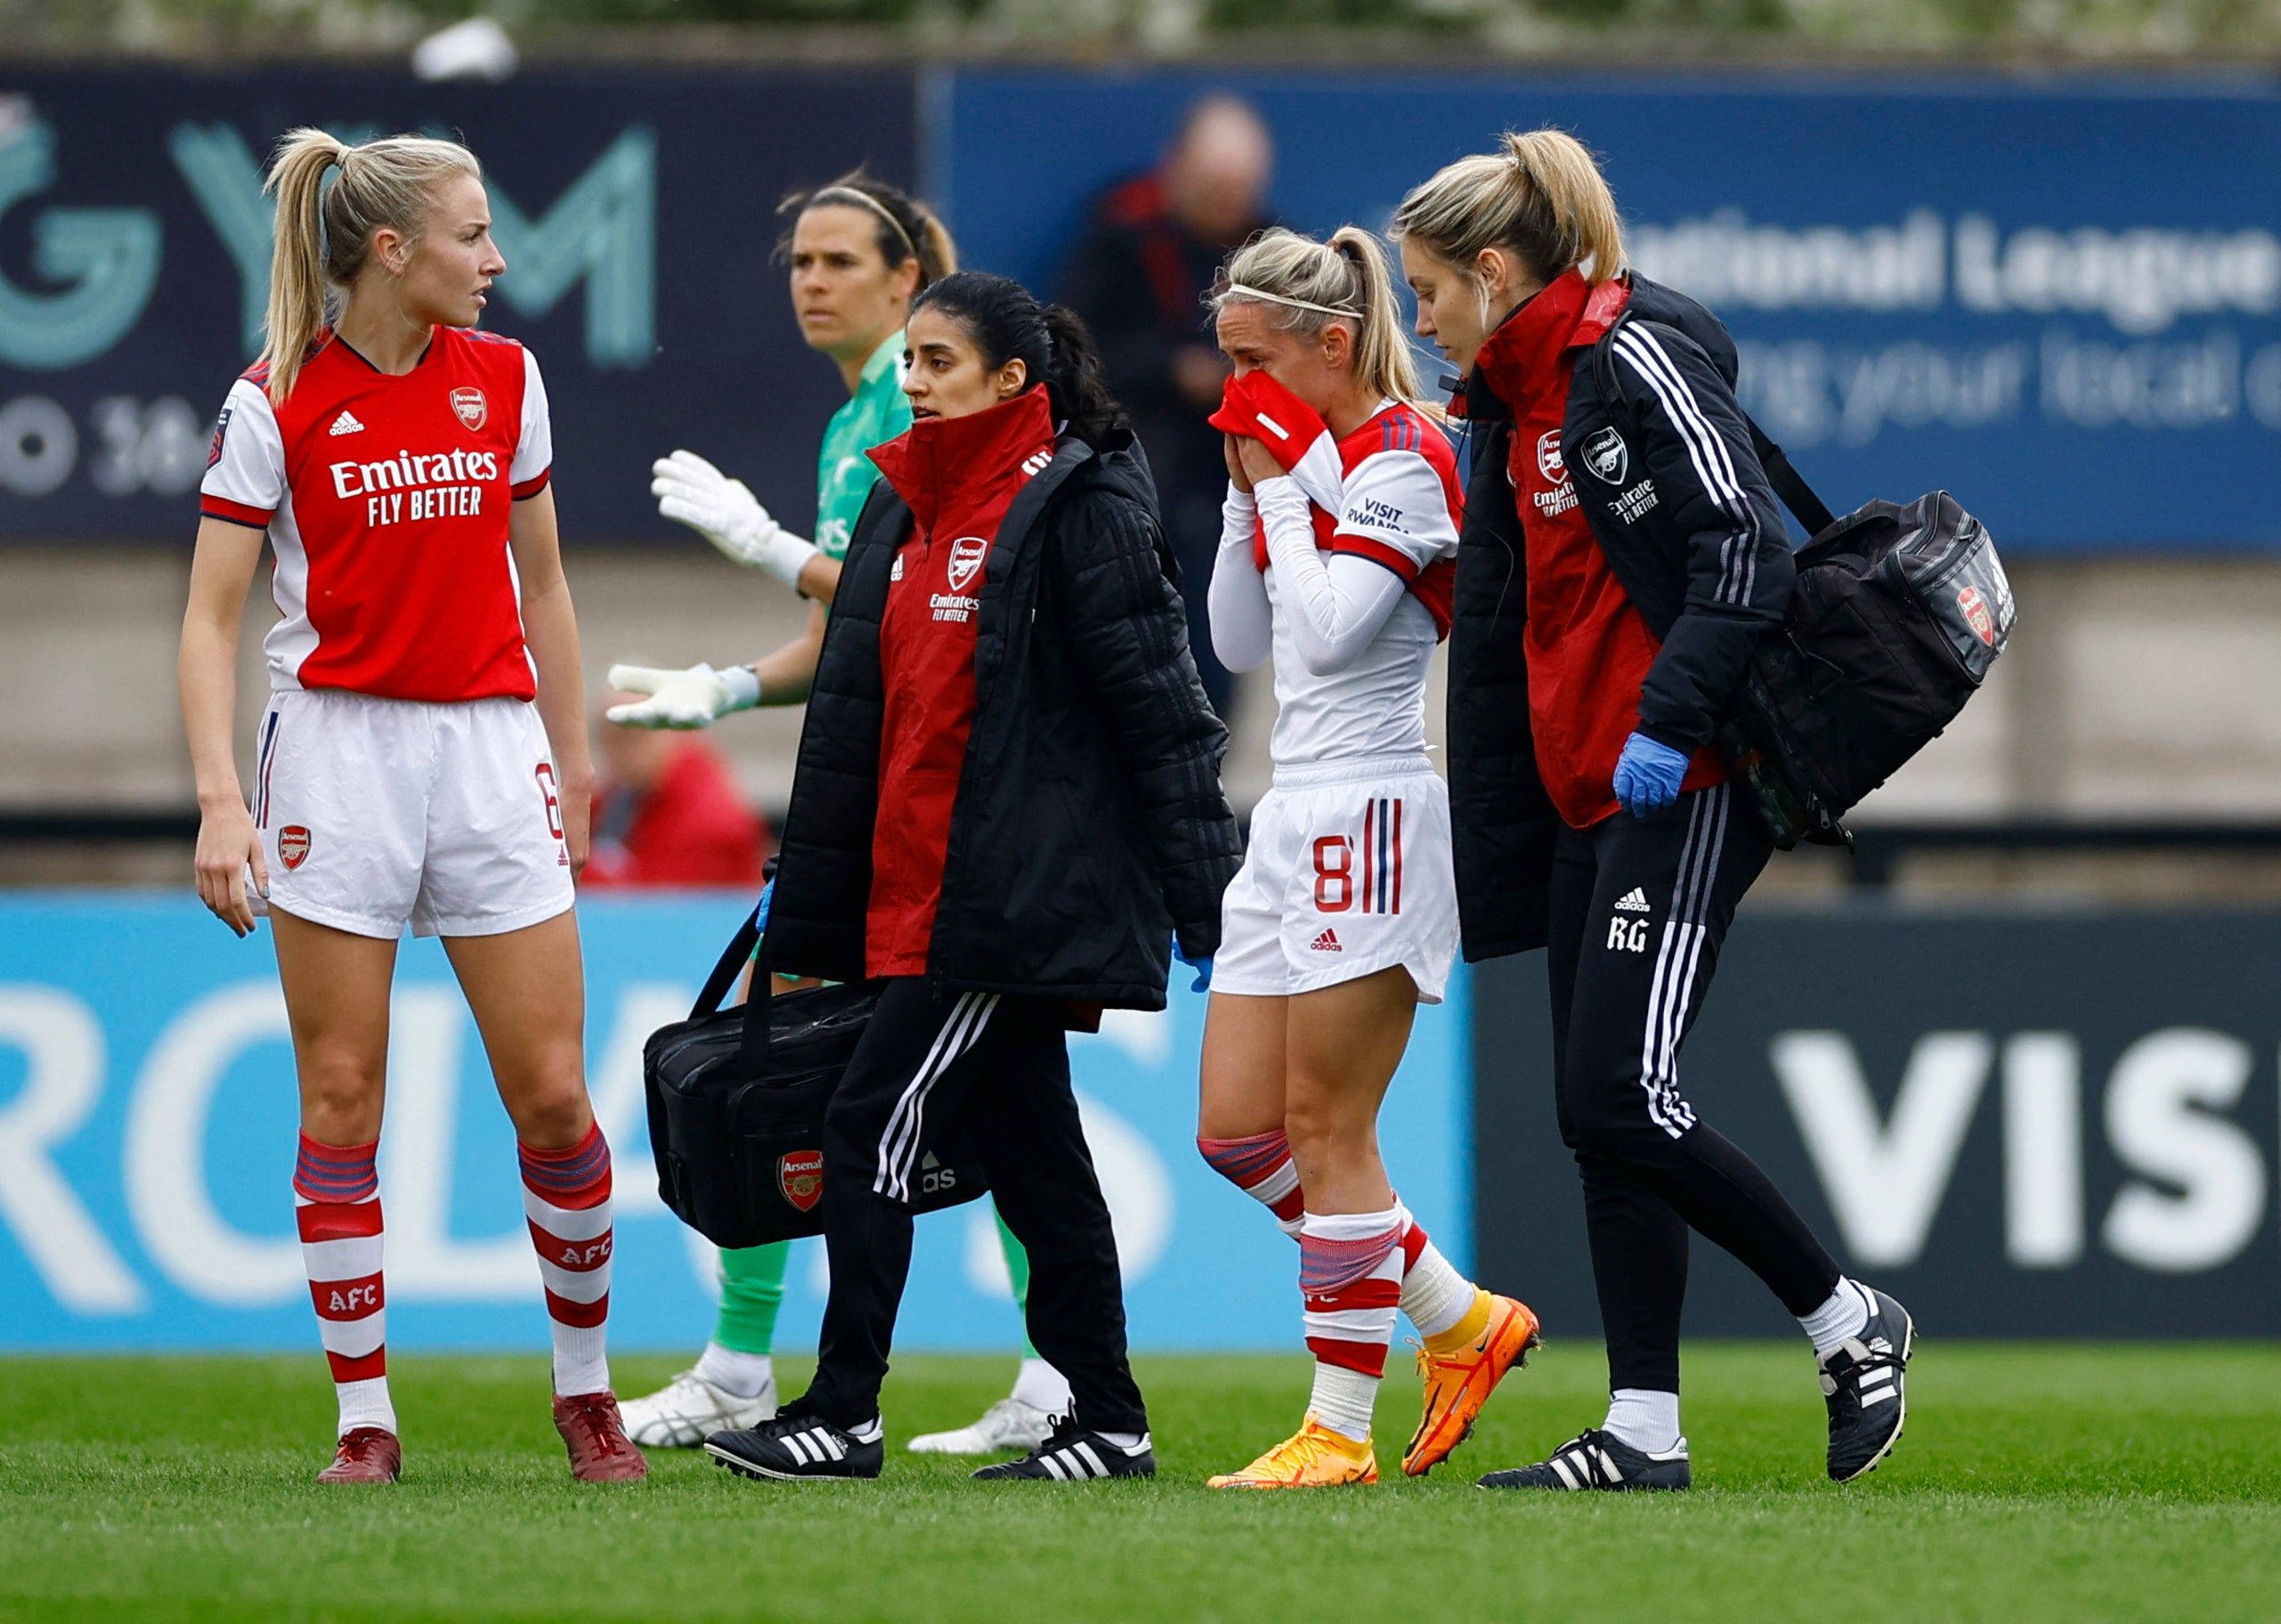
907, 1359, 1067, 1455
907, 1396, 1057, 1456
619, 1367, 777, 1449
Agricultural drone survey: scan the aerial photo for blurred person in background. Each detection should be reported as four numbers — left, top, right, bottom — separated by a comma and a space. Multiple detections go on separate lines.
582, 696, 768, 890
179, 129, 643, 1487
602, 175, 1072, 1459
1060, 93, 1275, 722
1395, 130, 1912, 1493
703, 272, 1238, 1487
1195, 228, 1535, 1490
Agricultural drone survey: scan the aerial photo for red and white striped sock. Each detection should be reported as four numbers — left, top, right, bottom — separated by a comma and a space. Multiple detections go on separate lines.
1198, 1130, 1306, 1238
294, 1133, 394, 1438
1299, 1206, 1405, 1441
518, 1124, 614, 1398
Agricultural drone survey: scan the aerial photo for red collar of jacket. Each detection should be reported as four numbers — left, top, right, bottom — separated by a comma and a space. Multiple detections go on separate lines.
1468, 267, 1631, 418
868, 386, 1058, 536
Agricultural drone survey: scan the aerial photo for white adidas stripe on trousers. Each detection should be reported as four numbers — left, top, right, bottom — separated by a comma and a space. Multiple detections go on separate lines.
1636, 784, 1731, 1140
1610, 325, 1764, 612
873, 991, 999, 1202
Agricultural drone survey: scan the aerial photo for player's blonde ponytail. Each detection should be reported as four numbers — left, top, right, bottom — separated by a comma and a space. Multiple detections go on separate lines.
1392, 127, 1626, 292
259, 129, 483, 404
1215, 226, 1425, 407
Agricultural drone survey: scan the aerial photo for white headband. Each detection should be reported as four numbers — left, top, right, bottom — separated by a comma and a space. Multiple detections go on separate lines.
1222, 282, 1363, 321
809, 186, 919, 261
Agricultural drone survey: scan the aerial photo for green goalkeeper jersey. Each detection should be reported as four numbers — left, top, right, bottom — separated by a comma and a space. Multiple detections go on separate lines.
812, 330, 910, 560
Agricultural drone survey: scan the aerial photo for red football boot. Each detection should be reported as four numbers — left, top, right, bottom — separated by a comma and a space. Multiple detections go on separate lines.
554, 1391, 649, 1483
316, 1426, 402, 1484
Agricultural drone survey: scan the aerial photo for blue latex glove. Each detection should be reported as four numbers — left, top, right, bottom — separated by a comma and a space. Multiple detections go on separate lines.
1173, 937, 1214, 993
1613, 732, 1691, 819
753, 877, 775, 933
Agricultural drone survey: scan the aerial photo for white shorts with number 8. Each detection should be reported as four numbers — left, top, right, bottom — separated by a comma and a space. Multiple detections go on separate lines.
1212, 755, 1457, 1004
251, 689, 575, 940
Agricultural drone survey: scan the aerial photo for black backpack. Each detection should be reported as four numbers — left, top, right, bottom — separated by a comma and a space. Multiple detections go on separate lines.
643, 909, 989, 1247
1594, 321, 2016, 849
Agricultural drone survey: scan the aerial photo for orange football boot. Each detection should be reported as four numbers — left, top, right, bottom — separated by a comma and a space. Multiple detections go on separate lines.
1402, 1291, 1541, 1476
1207, 1415, 1378, 1490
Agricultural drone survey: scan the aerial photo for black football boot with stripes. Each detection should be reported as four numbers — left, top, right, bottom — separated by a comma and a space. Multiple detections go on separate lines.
705, 1402, 884, 1482
970, 1417, 1156, 1482
1477, 1427, 1691, 1492
1821, 1287, 1914, 1482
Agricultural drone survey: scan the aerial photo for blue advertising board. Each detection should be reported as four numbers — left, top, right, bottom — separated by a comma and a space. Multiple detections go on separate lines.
0, 894, 1468, 1353
938, 69, 2281, 550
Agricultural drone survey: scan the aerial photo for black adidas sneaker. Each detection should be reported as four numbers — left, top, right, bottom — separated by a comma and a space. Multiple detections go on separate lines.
1478, 1427, 1691, 1492
705, 1403, 884, 1482
1821, 1287, 1914, 1482
970, 1417, 1155, 1482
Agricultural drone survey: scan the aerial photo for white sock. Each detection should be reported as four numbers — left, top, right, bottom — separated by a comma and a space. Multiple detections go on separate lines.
1396, 1226, 1475, 1340
1798, 1279, 1871, 1358
337, 1375, 396, 1437
696, 1343, 774, 1400
553, 1322, 610, 1399
1308, 1364, 1379, 1442
1011, 1356, 1071, 1415
1603, 1388, 1682, 1455
1098, 1430, 1146, 1450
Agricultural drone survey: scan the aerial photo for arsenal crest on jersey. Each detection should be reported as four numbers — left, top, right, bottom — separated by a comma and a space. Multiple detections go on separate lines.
279, 825, 312, 870
451, 387, 488, 432
778, 1149, 824, 1213
947, 536, 988, 594
1536, 429, 1567, 484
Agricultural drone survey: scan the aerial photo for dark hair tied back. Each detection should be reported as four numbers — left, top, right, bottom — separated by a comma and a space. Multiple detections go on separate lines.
913, 272, 1128, 445
775, 169, 957, 290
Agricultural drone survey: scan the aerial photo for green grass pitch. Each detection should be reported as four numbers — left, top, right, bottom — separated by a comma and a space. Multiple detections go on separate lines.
4, 1343, 2278, 1623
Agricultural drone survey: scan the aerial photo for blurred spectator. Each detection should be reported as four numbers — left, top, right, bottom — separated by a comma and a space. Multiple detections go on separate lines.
584, 699, 769, 889
1059, 93, 1274, 721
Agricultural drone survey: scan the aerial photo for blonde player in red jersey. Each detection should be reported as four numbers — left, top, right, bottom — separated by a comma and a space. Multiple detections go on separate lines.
1196, 228, 1538, 1489
177, 130, 644, 1487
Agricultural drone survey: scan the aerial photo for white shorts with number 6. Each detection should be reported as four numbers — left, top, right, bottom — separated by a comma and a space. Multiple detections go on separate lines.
251, 689, 574, 941
1212, 756, 1457, 1004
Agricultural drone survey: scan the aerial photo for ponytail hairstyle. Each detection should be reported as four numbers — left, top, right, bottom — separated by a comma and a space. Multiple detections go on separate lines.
1391, 128, 1626, 296
260, 128, 483, 404
910, 271, 1127, 445
1212, 225, 1424, 406
776, 169, 957, 291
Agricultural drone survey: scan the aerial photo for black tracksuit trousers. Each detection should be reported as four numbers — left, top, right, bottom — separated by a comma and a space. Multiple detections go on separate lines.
804, 978, 1149, 1435
1547, 782, 1841, 1395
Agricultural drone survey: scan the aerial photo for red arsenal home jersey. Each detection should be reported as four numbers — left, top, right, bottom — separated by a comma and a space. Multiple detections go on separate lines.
199, 326, 553, 703
863, 387, 1058, 979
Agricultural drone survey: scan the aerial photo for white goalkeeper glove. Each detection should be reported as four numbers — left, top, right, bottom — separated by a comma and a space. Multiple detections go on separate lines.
605, 662, 763, 730
651, 450, 823, 589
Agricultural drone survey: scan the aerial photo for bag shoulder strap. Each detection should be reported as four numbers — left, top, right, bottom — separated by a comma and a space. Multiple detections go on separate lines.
690, 901, 776, 1081
1593, 311, 1835, 539
693, 911, 761, 1017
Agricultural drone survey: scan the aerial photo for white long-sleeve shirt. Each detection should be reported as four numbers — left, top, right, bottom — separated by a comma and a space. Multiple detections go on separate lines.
1206, 402, 1461, 774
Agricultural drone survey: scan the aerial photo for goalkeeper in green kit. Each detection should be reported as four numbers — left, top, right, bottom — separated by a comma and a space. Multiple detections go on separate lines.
606, 175, 1071, 1456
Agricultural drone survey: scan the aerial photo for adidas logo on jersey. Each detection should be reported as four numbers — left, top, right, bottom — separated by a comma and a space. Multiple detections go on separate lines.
1310, 929, 1342, 953
328, 410, 366, 437
1614, 888, 1652, 914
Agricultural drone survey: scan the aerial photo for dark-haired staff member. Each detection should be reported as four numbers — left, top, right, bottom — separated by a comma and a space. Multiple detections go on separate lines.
605, 177, 1071, 1458
1392, 131, 1913, 1492
703, 272, 1241, 1487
